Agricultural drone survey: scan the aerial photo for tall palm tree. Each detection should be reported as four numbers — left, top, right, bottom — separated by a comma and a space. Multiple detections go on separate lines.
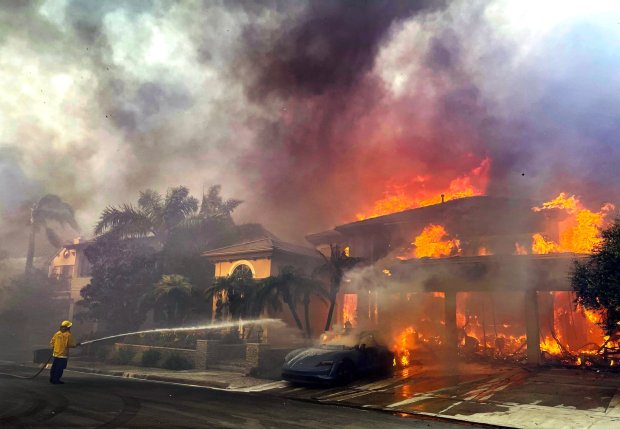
259, 266, 308, 335
205, 269, 256, 322
25, 194, 79, 273
151, 274, 194, 326
314, 245, 364, 333
94, 186, 198, 245
179, 185, 243, 250
295, 278, 329, 338
200, 185, 243, 223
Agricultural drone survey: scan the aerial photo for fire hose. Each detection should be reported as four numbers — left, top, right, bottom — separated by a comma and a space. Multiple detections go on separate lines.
0, 354, 53, 379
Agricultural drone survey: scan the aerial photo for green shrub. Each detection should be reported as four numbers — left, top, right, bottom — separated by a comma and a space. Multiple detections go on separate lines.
162, 353, 193, 370
114, 347, 136, 365
141, 349, 161, 367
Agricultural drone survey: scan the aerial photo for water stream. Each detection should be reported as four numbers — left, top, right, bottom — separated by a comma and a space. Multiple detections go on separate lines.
80, 318, 283, 345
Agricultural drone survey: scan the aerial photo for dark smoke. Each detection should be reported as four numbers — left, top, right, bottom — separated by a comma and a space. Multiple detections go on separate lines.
1, 0, 620, 252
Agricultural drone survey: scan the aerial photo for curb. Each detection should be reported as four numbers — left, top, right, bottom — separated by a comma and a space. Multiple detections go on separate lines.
68, 366, 230, 389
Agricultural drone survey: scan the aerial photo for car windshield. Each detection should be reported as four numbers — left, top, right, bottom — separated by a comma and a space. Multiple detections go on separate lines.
319, 344, 351, 350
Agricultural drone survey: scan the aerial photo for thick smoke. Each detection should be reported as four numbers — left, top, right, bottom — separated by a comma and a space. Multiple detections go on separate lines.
1, 0, 620, 257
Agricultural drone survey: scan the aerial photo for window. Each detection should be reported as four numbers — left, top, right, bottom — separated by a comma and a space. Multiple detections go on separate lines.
232, 264, 253, 280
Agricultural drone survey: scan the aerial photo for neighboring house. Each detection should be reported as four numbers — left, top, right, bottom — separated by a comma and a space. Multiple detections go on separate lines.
202, 236, 326, 334
48, 238, 92, 321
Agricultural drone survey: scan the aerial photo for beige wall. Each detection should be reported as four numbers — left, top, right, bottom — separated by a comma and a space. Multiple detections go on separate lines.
213, 258, 273, 279
49, 243, 92, 322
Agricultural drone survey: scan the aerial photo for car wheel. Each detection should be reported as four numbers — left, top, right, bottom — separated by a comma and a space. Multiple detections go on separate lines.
336, 361, 356, 385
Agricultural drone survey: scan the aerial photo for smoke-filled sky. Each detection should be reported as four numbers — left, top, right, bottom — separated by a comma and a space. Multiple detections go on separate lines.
1, 0, 620, 255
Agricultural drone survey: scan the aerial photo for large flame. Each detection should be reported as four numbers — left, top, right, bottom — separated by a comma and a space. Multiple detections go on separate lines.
532, 193, 614, 254
356, 158, 489, 220
413, 224, 460, 258
392, 326, 415, 367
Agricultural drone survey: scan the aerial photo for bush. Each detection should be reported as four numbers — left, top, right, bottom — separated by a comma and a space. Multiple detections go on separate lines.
162, 353, 193, 370
114, 347, 136, 365
141, 349, 161, 367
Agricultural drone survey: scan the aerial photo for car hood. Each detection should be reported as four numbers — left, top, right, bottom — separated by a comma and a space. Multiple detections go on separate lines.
284, 347, 351, 370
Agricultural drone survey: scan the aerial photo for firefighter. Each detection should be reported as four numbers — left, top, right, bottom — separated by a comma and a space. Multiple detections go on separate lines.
49, 320, 80, 384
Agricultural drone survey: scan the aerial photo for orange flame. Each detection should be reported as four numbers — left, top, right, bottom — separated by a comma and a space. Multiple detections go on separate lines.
532, 193, 614, 254
540, 336, 563, 355
342, 294, 358, 327
356, 158, 489, 220
392, 327, 415, 367
413, 224, 460, 258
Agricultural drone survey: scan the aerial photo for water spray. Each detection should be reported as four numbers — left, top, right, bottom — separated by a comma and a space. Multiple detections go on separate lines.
80, 318, 283, 345
0, 319, 283, 380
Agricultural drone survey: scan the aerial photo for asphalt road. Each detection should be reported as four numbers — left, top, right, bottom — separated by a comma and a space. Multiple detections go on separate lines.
0, 365, 473, 429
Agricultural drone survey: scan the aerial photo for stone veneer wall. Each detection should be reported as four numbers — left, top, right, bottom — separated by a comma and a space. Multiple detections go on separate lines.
245, 343, 295, 379
113, 343, 196, 368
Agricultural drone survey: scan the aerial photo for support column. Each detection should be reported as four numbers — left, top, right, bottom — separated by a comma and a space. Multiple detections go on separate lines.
195, 339, 221, 369
524, 290, 541, 365
444, 291, 458, 358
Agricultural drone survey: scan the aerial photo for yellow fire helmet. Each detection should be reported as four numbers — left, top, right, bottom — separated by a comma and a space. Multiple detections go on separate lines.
60, 320, 73, 328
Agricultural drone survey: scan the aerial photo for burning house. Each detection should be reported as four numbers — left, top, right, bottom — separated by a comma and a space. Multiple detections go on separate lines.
306, 194, 615, 366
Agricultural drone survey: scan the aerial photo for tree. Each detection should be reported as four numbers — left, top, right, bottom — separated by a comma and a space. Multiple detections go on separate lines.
175, 185, 243, 252
94, 186, 198, 245
151, 274, 194, 326
260, 267, 306, 334
297, 277, 329, 338
259, 266, 328, 337
25, 194, 79, 273
205, 267, 257, 323
572, 218, 620, 339
77, 239, 159, 334
314, 245, 363, 333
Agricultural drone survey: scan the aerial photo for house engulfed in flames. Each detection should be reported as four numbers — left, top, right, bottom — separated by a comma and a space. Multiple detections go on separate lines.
306, 194, 616, 366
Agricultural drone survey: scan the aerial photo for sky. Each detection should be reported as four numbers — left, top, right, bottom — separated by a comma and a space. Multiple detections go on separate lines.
1, 0, 620, 256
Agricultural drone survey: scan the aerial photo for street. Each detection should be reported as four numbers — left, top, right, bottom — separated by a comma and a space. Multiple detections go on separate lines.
0, 365, 472, 429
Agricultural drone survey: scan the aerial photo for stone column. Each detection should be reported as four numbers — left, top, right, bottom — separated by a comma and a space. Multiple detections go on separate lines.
245, 342, 270, 376
195, 339, 221, 370
444, 290, 458, 358
524, 290, 541, 365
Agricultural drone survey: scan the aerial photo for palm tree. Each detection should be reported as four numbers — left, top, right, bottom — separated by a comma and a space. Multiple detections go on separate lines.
94, 186, 198, 245
296, 278, 329, 338
25, 194, 79, 273
205, 268, 257, 322
199, 185, 243, 223
314, 245, 364, 333
151, 274, 194, 326
179, 185, 243, 250
261, 266, 304, 333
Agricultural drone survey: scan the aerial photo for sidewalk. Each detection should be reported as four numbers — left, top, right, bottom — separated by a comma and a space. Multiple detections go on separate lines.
67, 359, 275, 391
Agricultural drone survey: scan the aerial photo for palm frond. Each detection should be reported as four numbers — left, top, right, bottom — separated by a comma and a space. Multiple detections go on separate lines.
34, 194, 79, 231
94, 204, 153, 238
138, 189, 163, 219
163, 186, 199, 229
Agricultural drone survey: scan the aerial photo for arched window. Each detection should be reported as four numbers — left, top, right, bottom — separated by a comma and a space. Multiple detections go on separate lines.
232, 264, 253, 280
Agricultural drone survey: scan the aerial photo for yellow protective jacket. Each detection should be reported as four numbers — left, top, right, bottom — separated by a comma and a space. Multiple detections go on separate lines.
50, 330, 76, 358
